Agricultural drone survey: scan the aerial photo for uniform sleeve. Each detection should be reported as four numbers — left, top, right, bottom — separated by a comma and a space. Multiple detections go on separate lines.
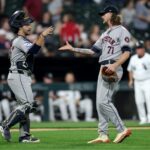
91, 36, 103, 54
136, 3, 145, 17
19, 39, 33, 53
120, 28, 131, 47
120, 28, 132, 52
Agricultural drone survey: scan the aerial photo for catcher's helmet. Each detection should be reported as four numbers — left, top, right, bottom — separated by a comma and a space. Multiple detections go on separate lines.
98, 5, 119, 16
9, 10, 33, 32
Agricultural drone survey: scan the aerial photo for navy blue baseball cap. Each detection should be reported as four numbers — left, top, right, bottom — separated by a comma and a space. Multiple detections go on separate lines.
98, 5, 119, 16
135, 41, 145, 49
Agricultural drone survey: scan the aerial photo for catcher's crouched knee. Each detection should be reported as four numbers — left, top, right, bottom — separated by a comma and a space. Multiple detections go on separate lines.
101, 66, 118, 83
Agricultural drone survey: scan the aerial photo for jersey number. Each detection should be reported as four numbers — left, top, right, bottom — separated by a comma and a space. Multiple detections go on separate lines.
107, 46, 114, 54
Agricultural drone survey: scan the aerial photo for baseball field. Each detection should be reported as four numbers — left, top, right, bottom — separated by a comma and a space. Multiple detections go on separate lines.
0, 121, 150, 150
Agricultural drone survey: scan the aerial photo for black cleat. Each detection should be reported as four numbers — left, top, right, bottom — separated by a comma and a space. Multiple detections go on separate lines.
19, 135, 40, 143
0, 125, 11, 142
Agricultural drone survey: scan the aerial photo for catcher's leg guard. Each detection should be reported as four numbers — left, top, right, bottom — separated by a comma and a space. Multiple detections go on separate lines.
2, 109, 26, 129
0, 109, 25, 141
19, 114, 30, 137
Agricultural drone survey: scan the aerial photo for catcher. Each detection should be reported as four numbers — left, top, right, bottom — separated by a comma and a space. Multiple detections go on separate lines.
0, 10, 53, 143
59, 5, 131, 143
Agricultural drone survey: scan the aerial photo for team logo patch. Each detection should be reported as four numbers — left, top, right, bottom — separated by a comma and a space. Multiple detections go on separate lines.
125, 37, 129, 43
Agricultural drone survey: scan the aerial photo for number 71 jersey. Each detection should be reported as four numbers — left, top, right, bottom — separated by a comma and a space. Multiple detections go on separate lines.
93, 25, 131, 62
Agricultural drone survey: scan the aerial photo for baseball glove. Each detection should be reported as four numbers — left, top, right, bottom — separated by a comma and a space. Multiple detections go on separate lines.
101, 66, 118, 83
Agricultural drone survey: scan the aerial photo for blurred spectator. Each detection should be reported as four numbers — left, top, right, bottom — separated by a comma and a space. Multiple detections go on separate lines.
73, 24, 89, 58
56, 72, 79, 122
49, 91, 69, 121
0, 0, 5, 13
40, 11, 53, 27
60, 13, 80, 46
102, 0, 126, 8
43, 73, 54, 84
121, 0, 136, 29
89, 24, 101, 45
0, 0, 148, 58
48, 0, 63, 24
78, 24, 89, 47
43, 73, 68, 121
64, 72, 96, 122
2, 0, 24, 17
42, 0, 50, 12
23, 0, 42, 22
0, 29, 11, 56
63, 0, 74, 10
55, 72, 95, 122
54, 21, 62, 35
145, 0, 150, 9
0, 15, 14, 40
0, 74, 11, 122
133, 0, 150, 40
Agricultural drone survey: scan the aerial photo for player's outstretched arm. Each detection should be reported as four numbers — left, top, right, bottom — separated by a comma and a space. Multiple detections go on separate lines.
27, 26, 54, 54
59, 41, 95, 55
36, 26, 54, 46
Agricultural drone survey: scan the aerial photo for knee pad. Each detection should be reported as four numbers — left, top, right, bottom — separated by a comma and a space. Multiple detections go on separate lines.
30, 101, 38, 113
21, 103, 32, 114
20, 102, 38, 114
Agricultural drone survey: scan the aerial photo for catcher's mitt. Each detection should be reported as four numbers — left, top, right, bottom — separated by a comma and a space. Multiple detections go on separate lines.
101, 66, 118, 83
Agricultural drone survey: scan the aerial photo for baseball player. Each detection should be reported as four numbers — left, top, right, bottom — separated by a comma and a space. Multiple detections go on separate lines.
0, 75, 11, 122
0, 10, 53, 143
127, 41, 150, 125
59, 5, 131, 143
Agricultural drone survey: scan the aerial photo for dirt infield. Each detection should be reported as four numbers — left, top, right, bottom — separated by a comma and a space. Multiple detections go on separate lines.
11, 127, 150, 132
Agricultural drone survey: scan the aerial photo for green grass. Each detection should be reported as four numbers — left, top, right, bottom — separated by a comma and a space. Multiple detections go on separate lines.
0, 121, 150, 150
12, 120, 149, 129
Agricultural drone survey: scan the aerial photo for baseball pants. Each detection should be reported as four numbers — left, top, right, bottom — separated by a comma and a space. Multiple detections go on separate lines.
96, 66, 126, 135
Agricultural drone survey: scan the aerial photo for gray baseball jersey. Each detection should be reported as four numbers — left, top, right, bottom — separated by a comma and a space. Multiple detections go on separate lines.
9, 36, 33, 73
93, 25, 131, 62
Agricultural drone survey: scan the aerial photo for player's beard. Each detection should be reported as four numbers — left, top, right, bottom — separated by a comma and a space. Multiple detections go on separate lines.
103, 20, 107, 24
25, 29, 32, 35
102, 17, 109, 24
102, 19, 108, 25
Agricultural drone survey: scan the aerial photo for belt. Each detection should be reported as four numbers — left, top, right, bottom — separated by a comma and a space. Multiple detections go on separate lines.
9, 70, 31, 76
100, 59, 116, 65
